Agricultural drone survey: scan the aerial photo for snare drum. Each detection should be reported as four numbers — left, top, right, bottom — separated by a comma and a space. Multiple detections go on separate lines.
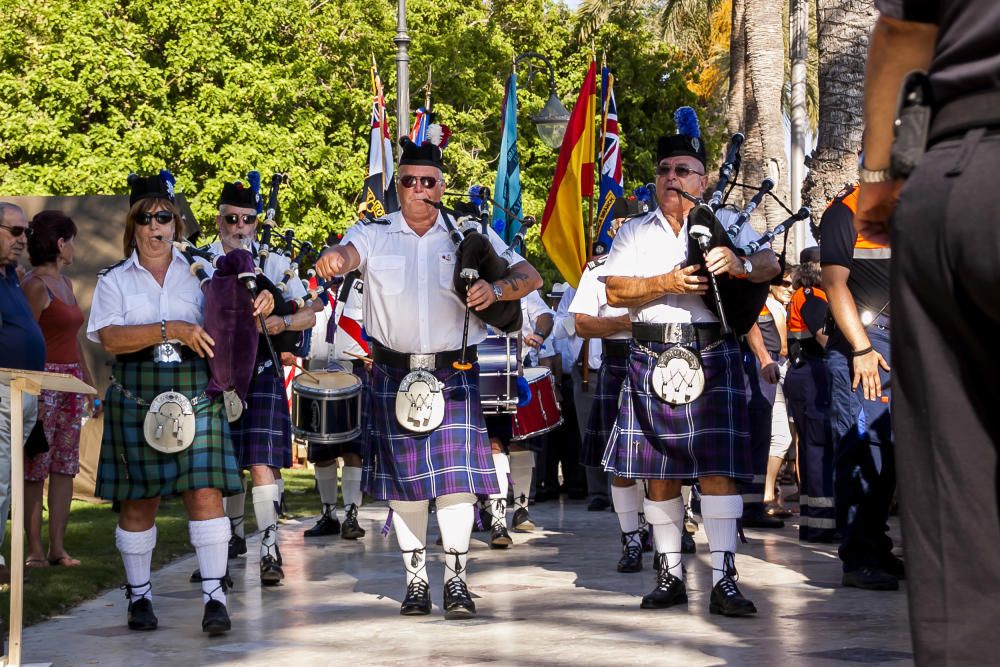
478, 334, 519, 414
291, 371, 363, 444
511, 366, 563, 441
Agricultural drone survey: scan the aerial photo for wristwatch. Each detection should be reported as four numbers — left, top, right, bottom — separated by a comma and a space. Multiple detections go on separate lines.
282, 314, 293, 329
741, 258, 753, 276
491, 283, 503, 302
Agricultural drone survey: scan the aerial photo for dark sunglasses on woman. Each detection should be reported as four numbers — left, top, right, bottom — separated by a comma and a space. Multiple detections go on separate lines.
399, 174, 440, 189
135, 211, 176, 226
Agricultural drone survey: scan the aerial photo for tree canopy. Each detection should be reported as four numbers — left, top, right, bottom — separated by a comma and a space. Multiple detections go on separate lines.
1, 0, 711, 282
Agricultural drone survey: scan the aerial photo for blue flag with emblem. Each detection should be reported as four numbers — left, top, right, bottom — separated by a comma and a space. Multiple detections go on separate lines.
491, 73, 523, 244
594, 66, 624, 256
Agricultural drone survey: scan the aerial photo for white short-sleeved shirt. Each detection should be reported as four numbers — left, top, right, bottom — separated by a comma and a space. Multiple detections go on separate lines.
551, 286, 585, 371
520, 290, 556, 363
602, 207, 762, 324
207, 240, 308, 303
307, 277, 366, 366
87, 248, 204, 343
569, 259, 630, 341
343, 210, 524, 354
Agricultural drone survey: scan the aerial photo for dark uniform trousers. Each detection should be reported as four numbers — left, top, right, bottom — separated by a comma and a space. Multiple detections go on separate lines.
892, 130, 1000, 666
739, 342, 777, 514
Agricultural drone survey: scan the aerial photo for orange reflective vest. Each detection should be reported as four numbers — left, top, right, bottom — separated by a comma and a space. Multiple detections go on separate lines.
788, 287, 827, 339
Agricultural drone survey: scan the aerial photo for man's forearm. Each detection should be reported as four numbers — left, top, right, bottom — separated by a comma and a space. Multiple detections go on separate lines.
286, 306, 317, 332
575, 313, 631, 339
746, 250, 780, 283
825, 282, 871, 352
863, 16, 939, 169
605, 275, 667, 308
534, 313, 554, 339
495, 261, 543, 300
744, 323, 773, 366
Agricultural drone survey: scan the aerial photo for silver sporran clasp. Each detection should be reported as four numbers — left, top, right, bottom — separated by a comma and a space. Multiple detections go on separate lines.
395, 370, 445, 433
154, 342, 183, 364
651, 346, 706, 406
143, 391, 197, 453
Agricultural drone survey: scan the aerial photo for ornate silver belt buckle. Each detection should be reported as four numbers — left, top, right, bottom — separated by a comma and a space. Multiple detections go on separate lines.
395, 370, 445, 433
409, 353, 436, 371
651, 346, 706, 406
154, 342, 182, 364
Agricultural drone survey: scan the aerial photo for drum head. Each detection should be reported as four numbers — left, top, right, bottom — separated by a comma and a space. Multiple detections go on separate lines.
523, 366, 551, 382
294, 370, 361, 394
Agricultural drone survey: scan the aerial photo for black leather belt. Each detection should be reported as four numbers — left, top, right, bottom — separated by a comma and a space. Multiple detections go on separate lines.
603, 339, 629, 359
116, 344, 197, 364
371, 342, 477, 371
632, 322, 724, 347
929, 89, 1000, 145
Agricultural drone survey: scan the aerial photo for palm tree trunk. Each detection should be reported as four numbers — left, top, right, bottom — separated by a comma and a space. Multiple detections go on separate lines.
801, 0, 877, 216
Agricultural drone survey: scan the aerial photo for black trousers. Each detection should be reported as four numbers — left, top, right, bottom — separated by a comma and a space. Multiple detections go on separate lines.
892, 129, 1000, 666
739, 342, 776, 515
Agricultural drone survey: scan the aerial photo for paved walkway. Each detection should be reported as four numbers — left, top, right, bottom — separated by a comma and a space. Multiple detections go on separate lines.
20, 502, 913, 666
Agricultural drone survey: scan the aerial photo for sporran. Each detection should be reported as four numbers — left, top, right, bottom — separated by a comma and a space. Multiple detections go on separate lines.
651, 346, 706, 406
143, 391, 197, 453
395, 370, 445, 433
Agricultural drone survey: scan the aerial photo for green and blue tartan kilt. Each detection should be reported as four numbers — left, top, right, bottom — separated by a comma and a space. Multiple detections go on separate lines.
96, 358, 243, 501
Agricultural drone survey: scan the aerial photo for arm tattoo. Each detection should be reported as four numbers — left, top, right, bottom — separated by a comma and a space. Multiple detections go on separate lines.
499, 270, 529, 294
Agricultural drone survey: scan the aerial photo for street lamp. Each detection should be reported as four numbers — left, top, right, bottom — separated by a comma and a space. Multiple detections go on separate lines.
514, 52, 570, 150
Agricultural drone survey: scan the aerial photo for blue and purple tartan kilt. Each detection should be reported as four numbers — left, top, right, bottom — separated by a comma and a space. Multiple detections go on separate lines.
362, 362, 499, 502
581, 353, 628, 467
308, 360, 369, 463
603, 338, 752, 481
229, 359, 292, 470
96, 358, 243, 501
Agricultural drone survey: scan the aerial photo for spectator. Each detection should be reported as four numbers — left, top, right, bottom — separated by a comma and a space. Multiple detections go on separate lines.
21, 211, 96, 568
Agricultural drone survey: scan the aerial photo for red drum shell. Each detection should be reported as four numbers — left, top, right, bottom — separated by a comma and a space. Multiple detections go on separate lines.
511, 367, 563, 441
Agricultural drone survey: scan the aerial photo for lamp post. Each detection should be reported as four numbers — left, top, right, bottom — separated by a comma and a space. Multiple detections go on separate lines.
395, 0, 410, 141
514, 51, 570, 150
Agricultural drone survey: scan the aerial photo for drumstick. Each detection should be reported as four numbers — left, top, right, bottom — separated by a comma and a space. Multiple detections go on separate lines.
290, 359, 322, 383
345, 351, 375, 364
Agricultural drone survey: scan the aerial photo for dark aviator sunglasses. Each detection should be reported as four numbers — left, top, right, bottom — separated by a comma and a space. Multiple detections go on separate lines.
135, 211, 177, 226
221, 213, 259, 226
399, 174, 440, 189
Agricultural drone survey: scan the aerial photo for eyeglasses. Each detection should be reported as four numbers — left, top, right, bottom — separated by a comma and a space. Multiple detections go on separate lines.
220, 213, 259, 226
399, 174, 440, 189
135, 211, 176, 226
780, 280, 793, 287
0, 223, 30, 238
656, 164, 704, 178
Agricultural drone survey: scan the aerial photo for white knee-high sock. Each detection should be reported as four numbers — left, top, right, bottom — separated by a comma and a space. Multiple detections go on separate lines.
225, 479, 246, 539
189, 517, 231, 605
611, 483, 641, 533
437, 493, 476, 583
508, 451, 534, 509
315, 465, 340, 517
342, 465, 363, 509
489, 453, 510, 528
252, 484, 280, 553
116, 525, 156, 602
390, 500, 430, 586
275, 476, 285, 502
643, 497, 685, 578
701, 494, 743, 585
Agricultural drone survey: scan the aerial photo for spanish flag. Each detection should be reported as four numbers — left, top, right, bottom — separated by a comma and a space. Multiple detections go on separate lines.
541, 59, 596, 288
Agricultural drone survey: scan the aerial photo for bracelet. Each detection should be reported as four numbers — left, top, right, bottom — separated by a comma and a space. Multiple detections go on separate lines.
160, 319, 168, 343
851, 346, 873, 357
533, 329, 547, 340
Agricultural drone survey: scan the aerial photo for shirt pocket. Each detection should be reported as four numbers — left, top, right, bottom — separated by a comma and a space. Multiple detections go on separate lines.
123, 292, 157, 325
438, 252, 457, 289
368, 254, 406, 296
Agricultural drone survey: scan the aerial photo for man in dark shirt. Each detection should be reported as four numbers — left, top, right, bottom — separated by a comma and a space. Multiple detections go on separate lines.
820, 184, 899, 591
856, 2, 1000, 664
0, 202, 47, 583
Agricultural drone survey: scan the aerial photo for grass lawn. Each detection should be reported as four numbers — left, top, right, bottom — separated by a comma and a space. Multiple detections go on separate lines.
1, 467, 321, 627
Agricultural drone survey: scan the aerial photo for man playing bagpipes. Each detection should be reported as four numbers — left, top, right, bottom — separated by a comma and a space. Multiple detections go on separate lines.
601, 108, 779, 616
314, 134, 543, 619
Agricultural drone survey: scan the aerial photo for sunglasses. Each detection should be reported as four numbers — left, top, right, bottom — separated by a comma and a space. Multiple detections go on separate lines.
135, 211, 176, 226
780, 280, 793, 287
656, 164, 704, 178
399, 174, 440, 189
0, 223, 30, 238
220, 213, 259, 226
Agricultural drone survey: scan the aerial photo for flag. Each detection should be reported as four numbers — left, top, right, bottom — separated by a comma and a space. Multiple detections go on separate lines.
594, 66, 623, 256
410, 107, 429, 144
360, 59, 398, 218
492, 73, 523, 243
540, 59, 596, 287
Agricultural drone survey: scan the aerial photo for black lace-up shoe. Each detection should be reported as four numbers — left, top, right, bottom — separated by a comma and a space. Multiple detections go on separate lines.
681, 528, 697, 554
617, 530, 643, 573
490, 523, 513, 549
709, 552, 757, 616
842, 566, 899, 591
201, 600, 231, 635
305, 512, 340, 537
228, 533, 247, 558
126, 597, 158, 631
511, 506, 534, 532
400, 578, 432, 615
443, 576, 477, 620
260, 554, 284, 585
640, 554, 688, 609
341, 504, 366, 540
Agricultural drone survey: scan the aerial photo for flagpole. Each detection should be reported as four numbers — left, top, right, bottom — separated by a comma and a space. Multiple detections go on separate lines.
372, 55, 389, 197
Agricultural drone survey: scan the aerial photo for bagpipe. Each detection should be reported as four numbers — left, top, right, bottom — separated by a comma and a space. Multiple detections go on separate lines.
679, 133, 811, 336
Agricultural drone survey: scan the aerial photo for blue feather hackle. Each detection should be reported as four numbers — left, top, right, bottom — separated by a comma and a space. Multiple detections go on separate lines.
468, 185, 487, 207
159, 169, 176, 201
247, 170, 263, 213
674, 106, 700, 139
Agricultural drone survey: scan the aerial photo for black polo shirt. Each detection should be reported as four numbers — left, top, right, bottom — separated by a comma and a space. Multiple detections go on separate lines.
820, 190, 891, 316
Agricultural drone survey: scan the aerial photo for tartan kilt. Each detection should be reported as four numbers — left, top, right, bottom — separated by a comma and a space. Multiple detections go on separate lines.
307, 360, 368, 462
363, 362, 499, 501
603, 338, 752, 481
581, 354, 627, 467
96, 358, 242, 501
230, 359, 292, 469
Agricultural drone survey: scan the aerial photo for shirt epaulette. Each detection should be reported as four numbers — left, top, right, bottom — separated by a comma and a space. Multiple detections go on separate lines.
586, 256, 608, 271
97, 258, 127, 278
362, 216, 390, 226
